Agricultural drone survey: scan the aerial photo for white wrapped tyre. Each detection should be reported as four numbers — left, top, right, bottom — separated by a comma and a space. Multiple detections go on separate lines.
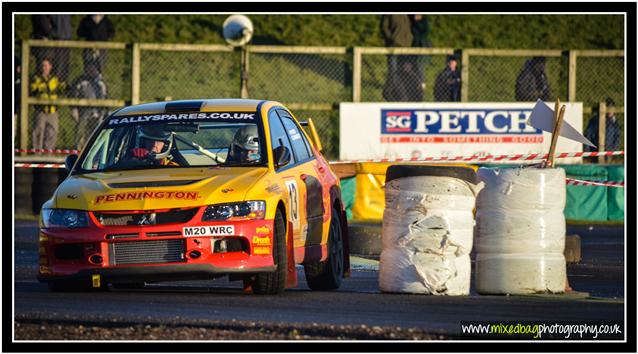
379, 165, 482, 295
475, 167, 566, 294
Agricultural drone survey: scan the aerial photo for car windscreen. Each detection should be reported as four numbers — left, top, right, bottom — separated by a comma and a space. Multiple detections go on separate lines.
77, 116, 266, 172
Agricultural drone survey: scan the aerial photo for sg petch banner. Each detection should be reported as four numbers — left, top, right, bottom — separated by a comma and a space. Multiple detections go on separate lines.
339, 102, 584, 163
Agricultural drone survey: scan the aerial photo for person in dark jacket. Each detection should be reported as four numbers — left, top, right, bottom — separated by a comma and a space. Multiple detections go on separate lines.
31, 15, 72, 81
381, 15, 421, 102
32, 15, 55, 40
409, 14, 431, 101
15, 56, 21, 144
515, 56, 552, 101
70, 61, 109, 149
584, 97, 622, 163
77, 15, 116, 74
434, 55, 461, 102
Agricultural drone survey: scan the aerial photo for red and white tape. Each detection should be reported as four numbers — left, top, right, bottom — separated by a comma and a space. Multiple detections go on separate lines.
566, 178, 625, 188
15, 148, 80, 154
14, 163, 65, 168
328, 151, 624, 165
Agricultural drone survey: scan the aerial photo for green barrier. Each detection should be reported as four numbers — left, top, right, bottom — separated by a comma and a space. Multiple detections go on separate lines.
560, 164, 609, 222
341, 164, 624, 223
606, 165, 625, 221
340, 176, 356, 221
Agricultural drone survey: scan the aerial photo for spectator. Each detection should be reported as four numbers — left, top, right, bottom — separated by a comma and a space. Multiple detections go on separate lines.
32, 15, 55, 40
71, 61, 109, 149
410, 14, 431, 101
31, 15, 55, 65
434, 55, 461, 102
31, 58, 66, 150
31, 15, 72, 82
515, 56, 552, 102
381, 15, 422, 102
584, 98, 622, 162
77, 14, 116, 74
15, 56, 21, 144
52, 15, 72, 82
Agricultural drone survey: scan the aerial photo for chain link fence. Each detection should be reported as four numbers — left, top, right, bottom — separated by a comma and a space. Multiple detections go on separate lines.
249, 48, 352, 103
248, 48, 351, 159
576, 54, 624, 163
360, 54, 456, 102
467, 54, 568, 102
17, 41, 624, 163
139, 45, 240, 102
358, 48, 455, 102
20, 41, 129, 151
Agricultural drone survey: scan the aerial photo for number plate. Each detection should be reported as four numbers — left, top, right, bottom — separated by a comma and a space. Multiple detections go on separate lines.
183, 225, 235, 237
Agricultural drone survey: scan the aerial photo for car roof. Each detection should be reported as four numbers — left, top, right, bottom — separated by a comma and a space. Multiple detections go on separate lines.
113, 99, 275, 116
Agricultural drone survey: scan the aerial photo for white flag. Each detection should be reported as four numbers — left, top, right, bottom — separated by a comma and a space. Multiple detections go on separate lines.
526, 99, 596, 148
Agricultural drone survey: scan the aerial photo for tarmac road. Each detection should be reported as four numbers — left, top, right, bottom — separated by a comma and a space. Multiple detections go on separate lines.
12, 220, 625, 338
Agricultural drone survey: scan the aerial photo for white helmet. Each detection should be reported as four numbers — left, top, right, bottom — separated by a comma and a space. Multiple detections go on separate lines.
231, 125, 260, 162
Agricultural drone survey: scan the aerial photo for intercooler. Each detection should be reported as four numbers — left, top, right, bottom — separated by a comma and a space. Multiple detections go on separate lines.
109, 239, 186, 265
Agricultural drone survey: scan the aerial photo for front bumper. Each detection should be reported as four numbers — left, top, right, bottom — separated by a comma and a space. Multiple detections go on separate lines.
37, 263, 276, 283
38, 216, 277, 283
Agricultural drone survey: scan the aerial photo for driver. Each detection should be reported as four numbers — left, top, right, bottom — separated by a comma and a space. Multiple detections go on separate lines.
130, 125, 179, 166
228, 125, 260, 163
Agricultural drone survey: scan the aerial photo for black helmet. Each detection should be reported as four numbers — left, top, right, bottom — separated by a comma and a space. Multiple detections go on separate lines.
139, 125, 172, 142
136, 125, 173, 160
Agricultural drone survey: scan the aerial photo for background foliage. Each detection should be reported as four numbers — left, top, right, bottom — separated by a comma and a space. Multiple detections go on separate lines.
15, 14, 623, 49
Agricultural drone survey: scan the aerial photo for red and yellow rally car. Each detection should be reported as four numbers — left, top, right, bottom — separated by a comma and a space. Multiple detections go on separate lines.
38, 99, 350, 294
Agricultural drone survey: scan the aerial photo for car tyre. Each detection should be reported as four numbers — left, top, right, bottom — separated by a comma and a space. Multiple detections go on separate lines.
253, 209, 287, 294
304, 206, 344, 290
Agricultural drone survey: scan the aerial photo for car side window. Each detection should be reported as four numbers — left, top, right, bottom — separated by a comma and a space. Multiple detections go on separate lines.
268, 110, 296, 167
277, 111, 312, 162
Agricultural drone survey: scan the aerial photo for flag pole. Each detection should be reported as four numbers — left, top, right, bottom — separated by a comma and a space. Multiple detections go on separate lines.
545, 99, 566, 168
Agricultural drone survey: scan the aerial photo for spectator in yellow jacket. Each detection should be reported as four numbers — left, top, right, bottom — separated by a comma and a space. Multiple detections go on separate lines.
31, 58, 66, 150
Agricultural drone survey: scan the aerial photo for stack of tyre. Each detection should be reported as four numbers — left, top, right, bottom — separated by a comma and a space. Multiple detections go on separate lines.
474, 167, 566, 294
379, 165, 481, 295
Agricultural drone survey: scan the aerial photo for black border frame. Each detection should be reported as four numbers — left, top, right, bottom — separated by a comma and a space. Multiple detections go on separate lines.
4, 2, 636, 352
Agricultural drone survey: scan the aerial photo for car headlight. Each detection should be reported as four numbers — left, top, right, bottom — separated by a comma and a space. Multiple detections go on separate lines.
41, 208, 89, 228
202, 201, 266, 221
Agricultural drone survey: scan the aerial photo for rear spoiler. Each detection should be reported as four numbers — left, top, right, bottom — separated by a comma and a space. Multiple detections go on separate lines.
299, 118, 323, 153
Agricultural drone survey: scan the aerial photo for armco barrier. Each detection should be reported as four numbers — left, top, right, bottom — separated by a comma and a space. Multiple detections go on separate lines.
14, 168, 33, 215
14, 168, 69, 215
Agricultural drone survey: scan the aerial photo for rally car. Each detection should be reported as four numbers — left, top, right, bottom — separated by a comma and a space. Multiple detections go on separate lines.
38, 99, 350, 294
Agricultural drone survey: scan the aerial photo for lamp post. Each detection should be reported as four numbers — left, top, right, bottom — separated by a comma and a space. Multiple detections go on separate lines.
223, 15, 253, 99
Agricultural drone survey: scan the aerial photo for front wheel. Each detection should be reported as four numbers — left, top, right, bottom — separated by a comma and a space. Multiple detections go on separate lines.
252, 210, 287, 294
304, 206, 344, 290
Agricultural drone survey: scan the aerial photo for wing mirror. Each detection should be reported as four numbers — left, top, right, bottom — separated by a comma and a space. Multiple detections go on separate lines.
65, 154, 79, 172
273, 146, 291, 169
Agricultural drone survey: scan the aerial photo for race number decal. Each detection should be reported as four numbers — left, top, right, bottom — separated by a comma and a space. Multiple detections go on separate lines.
285, 179, 301, 240
285, 180, 299, 223
183, 225, 235, 237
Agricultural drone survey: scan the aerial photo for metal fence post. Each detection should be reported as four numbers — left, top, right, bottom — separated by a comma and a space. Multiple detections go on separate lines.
240, 45, 249, 98
131, 43, 140, 105
460, 49, 469, 102
598, 101, 607, 164
20, 41, 30, 153
352, 47, 361, 102
568, 50, 577, 102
